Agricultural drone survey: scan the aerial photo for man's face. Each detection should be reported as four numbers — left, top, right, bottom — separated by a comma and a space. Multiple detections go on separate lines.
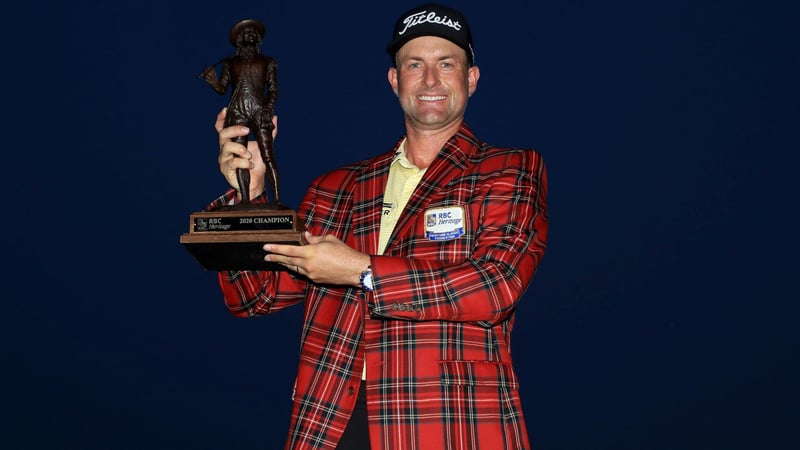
242, 27, 260, 45
388, 36, 480, 132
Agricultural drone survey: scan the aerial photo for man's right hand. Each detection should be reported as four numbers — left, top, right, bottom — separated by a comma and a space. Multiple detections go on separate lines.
215, 108, 272, 201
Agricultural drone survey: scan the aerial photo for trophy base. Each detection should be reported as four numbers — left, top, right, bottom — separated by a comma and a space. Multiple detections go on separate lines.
180, 207, 306, 271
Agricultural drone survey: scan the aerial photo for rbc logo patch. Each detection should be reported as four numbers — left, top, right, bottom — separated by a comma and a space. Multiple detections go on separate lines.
424, 206, 465, 241
426, 213, 437, 228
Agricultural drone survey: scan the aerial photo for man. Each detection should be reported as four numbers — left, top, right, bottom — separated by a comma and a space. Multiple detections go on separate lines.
209, 4, 548, 449
202, 18, 281, 206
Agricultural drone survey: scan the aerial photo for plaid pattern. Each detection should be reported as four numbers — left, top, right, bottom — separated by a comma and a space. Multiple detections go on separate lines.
213, 124, 548, 449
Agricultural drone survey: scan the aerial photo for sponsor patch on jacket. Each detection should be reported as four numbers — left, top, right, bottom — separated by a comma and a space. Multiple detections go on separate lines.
424, 206, 465, 241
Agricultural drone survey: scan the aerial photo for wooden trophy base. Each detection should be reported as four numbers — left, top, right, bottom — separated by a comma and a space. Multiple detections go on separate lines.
180, 205, 306, 271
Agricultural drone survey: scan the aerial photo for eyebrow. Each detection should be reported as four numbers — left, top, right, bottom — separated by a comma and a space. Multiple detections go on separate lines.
405, 54, 461, 63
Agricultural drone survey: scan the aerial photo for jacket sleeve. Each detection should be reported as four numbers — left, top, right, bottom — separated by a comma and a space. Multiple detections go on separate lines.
368, 150, 548, 327
209, 189, 307, 317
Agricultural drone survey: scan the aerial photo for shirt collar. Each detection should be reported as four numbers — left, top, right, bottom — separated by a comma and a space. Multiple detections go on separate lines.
391, 139, 422, 170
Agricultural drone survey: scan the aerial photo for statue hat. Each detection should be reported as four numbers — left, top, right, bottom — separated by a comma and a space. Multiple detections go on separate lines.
230, 19, 265, 46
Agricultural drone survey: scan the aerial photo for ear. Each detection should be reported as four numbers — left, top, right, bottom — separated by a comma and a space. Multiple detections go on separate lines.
388, 67, 399, 96
467, 65, 480, 97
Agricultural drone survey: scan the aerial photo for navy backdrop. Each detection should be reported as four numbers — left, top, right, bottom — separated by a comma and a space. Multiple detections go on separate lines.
4, 0, 797, 449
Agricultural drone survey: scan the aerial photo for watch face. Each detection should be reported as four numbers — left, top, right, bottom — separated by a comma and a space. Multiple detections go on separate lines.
365, 272, 373, 290
361, 269, 374, 291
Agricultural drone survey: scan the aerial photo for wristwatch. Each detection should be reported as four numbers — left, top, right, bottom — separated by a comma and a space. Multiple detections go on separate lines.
360, 266, 374, 292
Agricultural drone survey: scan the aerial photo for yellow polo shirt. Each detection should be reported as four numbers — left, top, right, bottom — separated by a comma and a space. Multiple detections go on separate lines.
379, 140, 428, 254
365, 140, 427, 380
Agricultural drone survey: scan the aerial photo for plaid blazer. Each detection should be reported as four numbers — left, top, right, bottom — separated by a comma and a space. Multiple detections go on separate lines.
213, 124, 548, 449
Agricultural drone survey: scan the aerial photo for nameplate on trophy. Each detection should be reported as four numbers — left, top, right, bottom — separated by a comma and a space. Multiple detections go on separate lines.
191, 212, 296, 232
181, 208, 306, 272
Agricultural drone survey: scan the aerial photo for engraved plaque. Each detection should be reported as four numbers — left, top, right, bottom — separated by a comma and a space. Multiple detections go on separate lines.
180, 207, 306, 271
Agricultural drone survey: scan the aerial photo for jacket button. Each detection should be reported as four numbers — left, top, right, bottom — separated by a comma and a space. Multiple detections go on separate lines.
348, 386, 355, 395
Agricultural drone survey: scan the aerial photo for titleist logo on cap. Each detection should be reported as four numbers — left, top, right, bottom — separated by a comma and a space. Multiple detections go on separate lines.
398, 10, 462, 35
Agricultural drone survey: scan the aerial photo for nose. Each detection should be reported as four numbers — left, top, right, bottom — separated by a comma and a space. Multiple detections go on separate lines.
422, 66, 440, 88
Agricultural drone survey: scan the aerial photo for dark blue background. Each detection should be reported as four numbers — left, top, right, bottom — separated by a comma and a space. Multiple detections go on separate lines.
4, 0, 797, 448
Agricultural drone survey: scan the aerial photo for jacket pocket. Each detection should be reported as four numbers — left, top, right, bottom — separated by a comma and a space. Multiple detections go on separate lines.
439, 360, 519, 390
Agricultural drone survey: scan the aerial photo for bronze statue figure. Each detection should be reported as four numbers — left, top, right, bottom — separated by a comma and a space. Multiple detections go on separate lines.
202, 19, 282, 207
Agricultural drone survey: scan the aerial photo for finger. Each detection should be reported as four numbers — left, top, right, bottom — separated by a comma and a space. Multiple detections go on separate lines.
263, 254, 300, 273
246, 141, 261, 162
221, 154, 254, 172
220, 141, 251, 159
219, 125, 250, 144
218, 148, 254, 178
218, 144, 252, 171
214, 108, 227, 132
283, 262, 302, 275
303, 231, 324, 245
263, 242, 303, 258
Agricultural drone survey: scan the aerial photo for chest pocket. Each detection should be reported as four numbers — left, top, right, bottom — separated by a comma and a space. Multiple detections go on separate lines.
388, 204, 475, 262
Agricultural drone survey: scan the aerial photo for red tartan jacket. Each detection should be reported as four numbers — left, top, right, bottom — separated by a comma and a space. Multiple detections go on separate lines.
211, 124, 548, 449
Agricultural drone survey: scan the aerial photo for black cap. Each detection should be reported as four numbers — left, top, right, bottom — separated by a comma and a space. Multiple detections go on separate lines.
386, 3, 475, 66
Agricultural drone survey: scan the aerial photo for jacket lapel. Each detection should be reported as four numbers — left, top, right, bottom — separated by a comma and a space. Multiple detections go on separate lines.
383, 125, 479, 255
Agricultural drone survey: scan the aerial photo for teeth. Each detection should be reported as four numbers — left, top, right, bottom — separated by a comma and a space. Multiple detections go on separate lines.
419, 95, 446, 101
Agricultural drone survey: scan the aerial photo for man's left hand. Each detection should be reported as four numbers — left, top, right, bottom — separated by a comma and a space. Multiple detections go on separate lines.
264, 232, 370, 287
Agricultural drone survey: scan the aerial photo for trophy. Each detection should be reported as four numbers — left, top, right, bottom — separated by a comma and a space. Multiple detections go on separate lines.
180, 19, 305, 271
